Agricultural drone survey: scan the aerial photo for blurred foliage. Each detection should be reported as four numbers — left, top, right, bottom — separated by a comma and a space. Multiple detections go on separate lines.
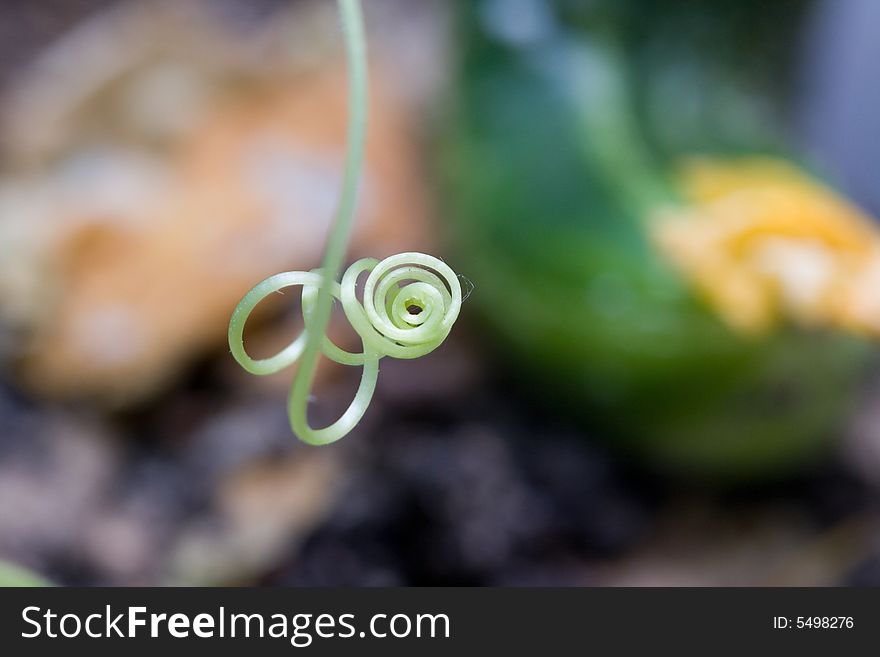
440, 0, 873, 480
561, 0, 809, 158
0, 560, 51, 587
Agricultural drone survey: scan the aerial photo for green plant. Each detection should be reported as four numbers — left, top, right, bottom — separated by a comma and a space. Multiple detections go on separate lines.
0, 560, 51, 587
228, 0, 462, 445
441, 0, 874, 480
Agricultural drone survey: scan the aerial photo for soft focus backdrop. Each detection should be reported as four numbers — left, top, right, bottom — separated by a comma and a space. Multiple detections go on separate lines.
1, 0, 880, 586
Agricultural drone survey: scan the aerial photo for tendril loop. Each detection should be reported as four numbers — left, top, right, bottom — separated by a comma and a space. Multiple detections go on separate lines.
227, 0, 463, 445
228, 252, 462, 444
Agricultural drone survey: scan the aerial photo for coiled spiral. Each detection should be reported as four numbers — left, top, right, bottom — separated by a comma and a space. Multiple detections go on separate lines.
228, 252, 462, 445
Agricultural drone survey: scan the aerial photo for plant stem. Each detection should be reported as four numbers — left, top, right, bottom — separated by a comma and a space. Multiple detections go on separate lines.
288, 0, 368, 444
228, 0, 462, 444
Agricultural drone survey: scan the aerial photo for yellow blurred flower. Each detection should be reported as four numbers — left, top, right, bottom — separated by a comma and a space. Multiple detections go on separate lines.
653, 157, 880, 336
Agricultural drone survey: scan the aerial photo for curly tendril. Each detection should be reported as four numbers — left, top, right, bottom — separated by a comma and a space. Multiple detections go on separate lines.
229, 254, 462, 444
227, 0, 463, 444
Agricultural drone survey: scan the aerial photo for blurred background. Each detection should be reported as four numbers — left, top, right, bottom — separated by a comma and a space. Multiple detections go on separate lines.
1, 0, 880, 586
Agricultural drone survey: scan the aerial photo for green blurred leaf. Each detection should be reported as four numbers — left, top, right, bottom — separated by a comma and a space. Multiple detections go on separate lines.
440, 0, 872, 480
0, 560, 52, 587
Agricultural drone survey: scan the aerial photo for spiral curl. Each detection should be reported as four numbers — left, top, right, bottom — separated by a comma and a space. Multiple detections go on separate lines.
227, 1, 464, 445
228, 252, 462, 445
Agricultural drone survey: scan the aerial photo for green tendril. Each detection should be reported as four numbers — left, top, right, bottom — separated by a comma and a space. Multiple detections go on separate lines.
227, 0, 463, 445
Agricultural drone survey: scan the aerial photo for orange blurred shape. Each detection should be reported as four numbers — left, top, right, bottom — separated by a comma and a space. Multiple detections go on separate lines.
653, 157, 880, 337
0, 3, 432, 405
